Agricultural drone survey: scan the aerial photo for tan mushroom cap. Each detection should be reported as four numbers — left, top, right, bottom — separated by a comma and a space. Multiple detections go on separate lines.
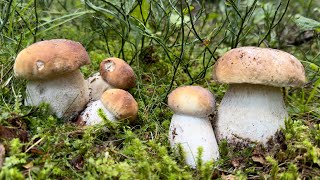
100, 57, 136, 90
14, 39, 90, 80
168, 86, 215, 117
213, 47, 306, 87
100, 89, 138, 122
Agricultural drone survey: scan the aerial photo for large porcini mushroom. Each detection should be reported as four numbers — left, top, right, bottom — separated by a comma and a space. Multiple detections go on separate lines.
14, 39, 90, 120
213, 46, 306, 145
87, 57, 136, 101
80, 89, 138, 125
168, 86, 220, 168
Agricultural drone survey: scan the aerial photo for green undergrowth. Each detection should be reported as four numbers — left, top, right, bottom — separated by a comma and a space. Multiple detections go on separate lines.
1, 0, 320, 179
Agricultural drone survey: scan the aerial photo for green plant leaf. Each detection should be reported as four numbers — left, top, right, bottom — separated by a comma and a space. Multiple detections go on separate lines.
131, 0, 150, 22
306, 77, 320, 104
309, 63, 320, 72
169, 12, 190, 27
294, 14, 320, 31
182, 5, 194, 15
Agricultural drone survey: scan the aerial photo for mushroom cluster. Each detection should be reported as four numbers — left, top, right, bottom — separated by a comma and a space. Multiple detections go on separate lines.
15, 39, 307, 169
14, 39, 138, 124
166, 46, 306, 168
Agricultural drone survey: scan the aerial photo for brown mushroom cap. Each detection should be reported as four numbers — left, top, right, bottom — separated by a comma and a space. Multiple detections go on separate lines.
99, 57, 136, 90
14, 39, 90, 80
168, 86, 215, 117
213, 47, 306, 87
100, 89, 138, 122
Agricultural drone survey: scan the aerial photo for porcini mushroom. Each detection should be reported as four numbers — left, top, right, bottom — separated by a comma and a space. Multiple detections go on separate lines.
168, 86, 220, 167
14, 39, 90, 120
80, 89, 138, 125
87, 57, 136, 101
213, 46, 306, 145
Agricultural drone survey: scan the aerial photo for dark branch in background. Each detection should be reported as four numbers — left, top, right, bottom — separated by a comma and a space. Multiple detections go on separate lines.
86, 0, 131, 60
184, 0, 218, 61
119, 1, 134, 60
258, 0, 290, 46
97, 20, 112, 56
57, 0, 68, 11
164, 0, 185, 100
183, 30, 194, 82
195, 34, 227, 81
137, 0, 151, 55
15, 10, 35, 37
182, 0, 228, 83
0, 1, 25, 83
227, 0, 258, 48
34, 0, 39, 43
0, 0, 13, 33
85, 0, 137, 62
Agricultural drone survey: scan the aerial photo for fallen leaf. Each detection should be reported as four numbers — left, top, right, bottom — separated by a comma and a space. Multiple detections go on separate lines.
252, 154, 266, 165
23, 161, 34, 169
29, 147, 44, 155
70, 155, 84, 170
221, 174, 236, 180
231, 157, 242, 168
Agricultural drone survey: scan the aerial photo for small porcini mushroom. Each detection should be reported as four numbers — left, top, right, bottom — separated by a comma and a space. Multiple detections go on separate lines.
14, 39, 90, 120
87, 57, 136, 101
80, 89, 138, 125
168, 86, 219, 168
213, 46, 306, 145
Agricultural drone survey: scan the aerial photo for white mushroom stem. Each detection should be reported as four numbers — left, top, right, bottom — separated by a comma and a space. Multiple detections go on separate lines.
25, 70, 89, 120
215, 84, 288, 145
79, 100, 116, 125
87, 73, 112, 101
169, 114, 220, 168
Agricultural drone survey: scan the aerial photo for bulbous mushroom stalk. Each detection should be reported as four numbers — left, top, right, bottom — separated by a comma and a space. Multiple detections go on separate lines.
168, 86, 219, 168
87, 58, 136, 101
216, 84, 288, 144
14, 39, 90, 120
87, 73, 112, 101
80, 89, 138, 125
213, 47, 306, 145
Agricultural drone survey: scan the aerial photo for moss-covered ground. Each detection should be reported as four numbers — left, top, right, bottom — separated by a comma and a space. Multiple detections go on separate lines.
0, 0, 319, 179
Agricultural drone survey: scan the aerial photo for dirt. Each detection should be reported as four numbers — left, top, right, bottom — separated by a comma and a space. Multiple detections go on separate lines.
0, 125, 28, 142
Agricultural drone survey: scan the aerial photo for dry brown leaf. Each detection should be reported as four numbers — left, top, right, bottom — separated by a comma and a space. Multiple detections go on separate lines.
231, 157, 242, 168
252, 154, 266, 165
23, 161, 34, 169
221, 174, 236, 180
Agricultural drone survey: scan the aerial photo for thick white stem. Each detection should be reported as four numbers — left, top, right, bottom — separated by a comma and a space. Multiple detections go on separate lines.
169, 114, 220, 168
25, 70, 89, 120
215, 84, 288, 145
87, 73, 112, 101
79, 100, 116, 125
